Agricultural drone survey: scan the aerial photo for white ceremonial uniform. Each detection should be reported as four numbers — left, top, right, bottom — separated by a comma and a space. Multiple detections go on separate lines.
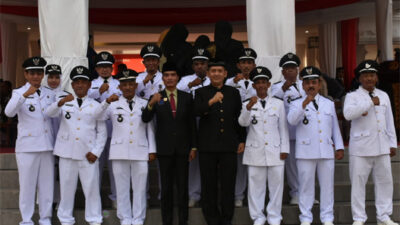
103, 96, 156, 225
287, 94, 344, 223
46, 96, 108, 225
5, 83, 55, 225
225, 76, 256, 201
135, 71, 164, 99
88, 75, 121, 202
343, 87, 397, 223
177, 73, 210, 202
238, 96, 289, 225
271, 79, 305, 199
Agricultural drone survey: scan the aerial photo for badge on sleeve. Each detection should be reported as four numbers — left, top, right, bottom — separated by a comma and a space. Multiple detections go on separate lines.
29, 105, 35, 112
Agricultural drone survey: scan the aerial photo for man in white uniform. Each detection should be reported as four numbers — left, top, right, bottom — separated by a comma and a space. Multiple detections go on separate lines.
103, 69, 156, 225
176, 47, 211, 207
225, 48, 257, 207
238, 66, 289, 225
287, 66, 344, 225
271, 52, 305, 205
5, 57, 55, 225
343, 60, 398, 225
88, 51, 121, 206
46, 66, 108, 225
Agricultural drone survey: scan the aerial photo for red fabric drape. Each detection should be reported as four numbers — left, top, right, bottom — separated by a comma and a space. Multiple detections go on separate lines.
1, 1, 361, 26
341, 18, 359, 90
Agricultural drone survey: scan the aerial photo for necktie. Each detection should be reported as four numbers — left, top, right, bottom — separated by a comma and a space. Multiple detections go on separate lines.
260, 100, 266, 109
128, 100, 133, 111
36, 89, 41, 96
369, 91, 374, 98
169, 93, 176, 118
103, 78, 108, 84
312, 100, 318, 111
244, 80, 249, 89
77, 98, 83, 107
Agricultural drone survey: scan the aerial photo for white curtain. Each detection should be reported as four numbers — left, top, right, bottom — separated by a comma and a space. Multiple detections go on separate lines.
246, 0, 296, 83
1, 21, 17, 85
39, 0, 89, 92
375, 0, 393, 62
318, 22, 337, 78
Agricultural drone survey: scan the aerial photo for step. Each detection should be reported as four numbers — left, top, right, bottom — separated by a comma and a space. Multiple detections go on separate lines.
1, 201, 399, 225
2, 181, 400, 210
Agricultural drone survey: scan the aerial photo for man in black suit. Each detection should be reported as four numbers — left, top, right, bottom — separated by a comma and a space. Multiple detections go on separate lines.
194, 61, 246, 225
142, 62, 197, 225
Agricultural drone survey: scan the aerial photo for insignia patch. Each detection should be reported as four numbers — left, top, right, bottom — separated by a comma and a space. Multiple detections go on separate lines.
101, 53, 108, 61
257, 68, 262, 73
198, 49, 204, 55
365, 63, 371, 68
123, 71, 130, 77
51, 65, 58, 70
306, 68, 313, 75
147, 46, 154, 52
76, 67, 84, 74
288, 53, 293, 59
245, 50, 251, 56
32, 58, 40, 66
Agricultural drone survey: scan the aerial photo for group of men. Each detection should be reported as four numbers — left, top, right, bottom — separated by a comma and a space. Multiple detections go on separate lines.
4, 42, 398, 225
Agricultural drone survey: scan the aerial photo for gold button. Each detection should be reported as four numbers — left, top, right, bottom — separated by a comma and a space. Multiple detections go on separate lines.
130, 131, 133, 135
129, 140, 133, 144
377, 120, 380, 123
79, 109, 82, 111
77, 127, 80, 130
375, 111, 378, 113
378, 130, 381, 132
317, 112, 320, 114
220, 110, 224, 113
265, 142, 268, 145
220, 129, 224, 133
45, 130, 48, 133
302, 141, 305, 144
264, 121, 267, 124
130, 113, 133, 116
76, 138, 79, 140
28, 134, 31, 136
264, 131, 268, 134
42, 108, 44, 111
130, 123, 133, 126
78, 118, 81, 120
319, 130, 322, 133
318, 120, 321, 123
220, 118, 224, 122
320, 139, 322, 143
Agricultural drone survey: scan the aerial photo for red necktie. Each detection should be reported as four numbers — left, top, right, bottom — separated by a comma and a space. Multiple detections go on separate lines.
169, 93, 176, 118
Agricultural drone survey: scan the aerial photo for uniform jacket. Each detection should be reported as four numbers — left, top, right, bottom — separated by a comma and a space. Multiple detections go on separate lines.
271, 79, 306, 140
104, 96, 156, 160
287, 94, 344, 159
343, 87, 397, 156
238, 96, 289, 166
176, 73, 210, 97
5, 83, 55, 152
135, 71, 165, 99
194, 85, 246, 153
46, 96, 107, 160
225, 77, 256, 101
142, 90, 197, 156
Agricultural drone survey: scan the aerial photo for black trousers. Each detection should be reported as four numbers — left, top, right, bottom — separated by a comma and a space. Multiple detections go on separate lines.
158, 154, 189, 225
199, 152, 237, 225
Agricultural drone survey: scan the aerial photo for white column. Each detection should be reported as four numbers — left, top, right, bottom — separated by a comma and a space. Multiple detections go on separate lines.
375, 0, 393, 62
318, 22, 337, 78
39, 0, 89, 92
246, 0, 296, 83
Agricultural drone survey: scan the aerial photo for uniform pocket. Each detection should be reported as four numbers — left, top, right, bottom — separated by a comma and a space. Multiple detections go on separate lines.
299, 138, 311, 145
352, 131, 370, 140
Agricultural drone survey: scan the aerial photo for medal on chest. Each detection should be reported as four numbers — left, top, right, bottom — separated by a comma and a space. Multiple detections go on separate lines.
29, 104, 35, 112
117, 114, 123, 122
65, 112, 71, 119
251, 115, 258, 124
302, 116, 309, 125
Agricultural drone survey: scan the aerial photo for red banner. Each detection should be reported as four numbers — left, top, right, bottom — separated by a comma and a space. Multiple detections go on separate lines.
341, 18, 359, 90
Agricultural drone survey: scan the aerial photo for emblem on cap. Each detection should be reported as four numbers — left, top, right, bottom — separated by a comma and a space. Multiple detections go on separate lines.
123, 71, 129, 77
365, 63, 371, 68
306, 68, 313, 75
257, 68, 262, 73
198, 49, 204, 55
147, 46, 154, 52
76, 67, 84, 74
101, 53, 108, 61
288, 53, 293, 59
32, 58, 40, 66
245, 50, 251, 56
51, 65, 58, 70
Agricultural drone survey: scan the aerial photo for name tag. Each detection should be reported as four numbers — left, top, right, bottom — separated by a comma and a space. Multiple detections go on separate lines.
65, 104, 73, 107
92, 87, 99, 89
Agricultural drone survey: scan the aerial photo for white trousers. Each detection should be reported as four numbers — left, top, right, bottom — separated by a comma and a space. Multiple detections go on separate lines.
235, 153, 248, 200
58, 157, 102, 225
297, 159, 335, 223
285, 140, 298, 198
350, 154, 393, 222
16, 151, 54, 225
248, 165, 284, 225
113, 160, 148, 225
99, 138, 116, 201
188, 155, 201, 201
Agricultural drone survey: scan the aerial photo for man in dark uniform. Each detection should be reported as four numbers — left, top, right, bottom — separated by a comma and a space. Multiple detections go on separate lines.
194, 61, 246, 225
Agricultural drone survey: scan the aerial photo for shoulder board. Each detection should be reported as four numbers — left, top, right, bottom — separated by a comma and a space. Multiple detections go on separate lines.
273, 96, 283, 101
273, 81, 282, 84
